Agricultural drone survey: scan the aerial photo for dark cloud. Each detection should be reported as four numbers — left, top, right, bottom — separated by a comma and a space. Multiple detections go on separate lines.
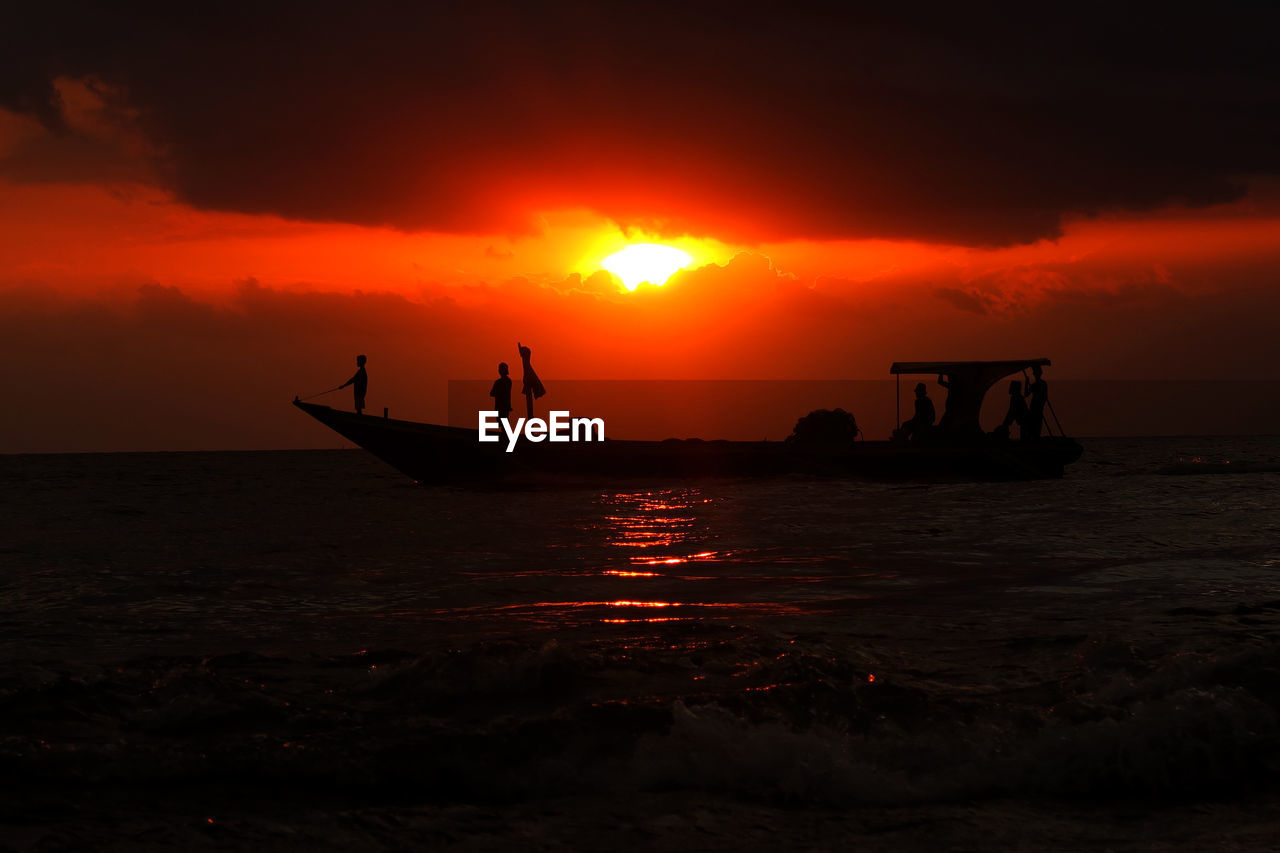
4, 3, 1278, 245
0, 127, 151, 184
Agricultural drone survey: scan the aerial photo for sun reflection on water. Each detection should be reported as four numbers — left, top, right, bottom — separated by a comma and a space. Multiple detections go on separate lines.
586, 488, 721, 621
431, 486, 866, 632
597, 489, 722, 571
598, 489, 706, 556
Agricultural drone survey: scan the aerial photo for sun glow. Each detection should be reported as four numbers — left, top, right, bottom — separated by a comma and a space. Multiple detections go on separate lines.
602, 243, 693, 290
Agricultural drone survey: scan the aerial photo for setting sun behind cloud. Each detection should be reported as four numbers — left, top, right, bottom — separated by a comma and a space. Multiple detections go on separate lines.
602, 243, 693, 291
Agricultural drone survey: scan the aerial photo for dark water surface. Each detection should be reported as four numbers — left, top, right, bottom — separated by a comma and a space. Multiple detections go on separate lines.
3, 439, 1280, 849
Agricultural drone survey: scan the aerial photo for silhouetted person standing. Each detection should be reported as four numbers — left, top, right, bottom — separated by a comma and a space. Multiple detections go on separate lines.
898, 382, 935, 440
340, 354, 368, 415
517, 341, 545, 419
1024, 365, 1048, 440
490, 362, 513, 423
936, 373, 955, 430
936, 371, 983, 438
1001, 380, 1030, 438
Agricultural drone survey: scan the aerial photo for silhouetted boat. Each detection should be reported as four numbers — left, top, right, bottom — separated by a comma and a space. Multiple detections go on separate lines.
294, 359, 1083, 483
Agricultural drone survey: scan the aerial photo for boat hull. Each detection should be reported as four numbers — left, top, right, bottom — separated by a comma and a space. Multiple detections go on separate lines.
293, 401, 1083, 484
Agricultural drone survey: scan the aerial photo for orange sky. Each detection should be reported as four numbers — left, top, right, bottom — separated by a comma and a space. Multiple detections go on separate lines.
4, 6, 1280, 450
5, 158, 1279, 451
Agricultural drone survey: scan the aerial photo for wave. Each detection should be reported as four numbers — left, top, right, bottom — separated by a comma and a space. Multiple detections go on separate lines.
3, 634, 1278, 806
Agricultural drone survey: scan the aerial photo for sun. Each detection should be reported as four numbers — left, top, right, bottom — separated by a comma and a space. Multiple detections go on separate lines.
601, 243, 693, 291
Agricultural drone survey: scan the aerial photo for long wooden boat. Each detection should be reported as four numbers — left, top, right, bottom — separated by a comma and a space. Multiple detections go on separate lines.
293, 359, 1083, 483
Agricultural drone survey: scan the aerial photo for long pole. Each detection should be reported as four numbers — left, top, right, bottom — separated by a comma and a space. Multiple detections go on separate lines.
1046, 398, 1065, 437
297, 385, 343, 402
895, 373, 901, 429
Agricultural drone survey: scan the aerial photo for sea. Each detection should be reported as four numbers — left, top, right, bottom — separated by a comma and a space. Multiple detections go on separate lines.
2, 437, 1280, 850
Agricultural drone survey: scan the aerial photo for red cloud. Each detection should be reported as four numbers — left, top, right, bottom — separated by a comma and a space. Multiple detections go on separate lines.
5, 242, 1280, 451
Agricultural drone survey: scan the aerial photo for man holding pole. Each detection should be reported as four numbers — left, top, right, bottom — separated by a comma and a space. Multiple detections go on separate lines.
1023, 364, 1048, 440
339, 354, 368, 415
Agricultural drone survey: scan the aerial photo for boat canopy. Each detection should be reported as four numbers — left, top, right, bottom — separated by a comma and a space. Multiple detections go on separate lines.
890, 359, 1050, 377
890, 359, 1051, 431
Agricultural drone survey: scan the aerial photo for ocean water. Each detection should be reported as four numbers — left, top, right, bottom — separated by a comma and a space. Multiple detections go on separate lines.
2, 437, 1280, 849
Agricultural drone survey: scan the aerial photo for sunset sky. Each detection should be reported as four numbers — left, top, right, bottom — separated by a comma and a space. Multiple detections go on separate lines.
3, 4, 1279, 450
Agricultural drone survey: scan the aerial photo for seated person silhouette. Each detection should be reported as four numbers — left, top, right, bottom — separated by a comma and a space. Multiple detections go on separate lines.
339, 354, 368, 415
896, 382, 935, 441
489, 362, 513, 423
993, 379, 1030, 440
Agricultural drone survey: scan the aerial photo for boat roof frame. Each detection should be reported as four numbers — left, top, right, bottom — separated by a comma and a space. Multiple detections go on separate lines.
890, 358, 1053, 431
890, 358, 1050, 375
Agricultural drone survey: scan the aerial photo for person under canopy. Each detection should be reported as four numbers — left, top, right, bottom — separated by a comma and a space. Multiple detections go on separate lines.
1024, 364, 1049, 440
889, 359, 1051, 441
896, 382, 935, 441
